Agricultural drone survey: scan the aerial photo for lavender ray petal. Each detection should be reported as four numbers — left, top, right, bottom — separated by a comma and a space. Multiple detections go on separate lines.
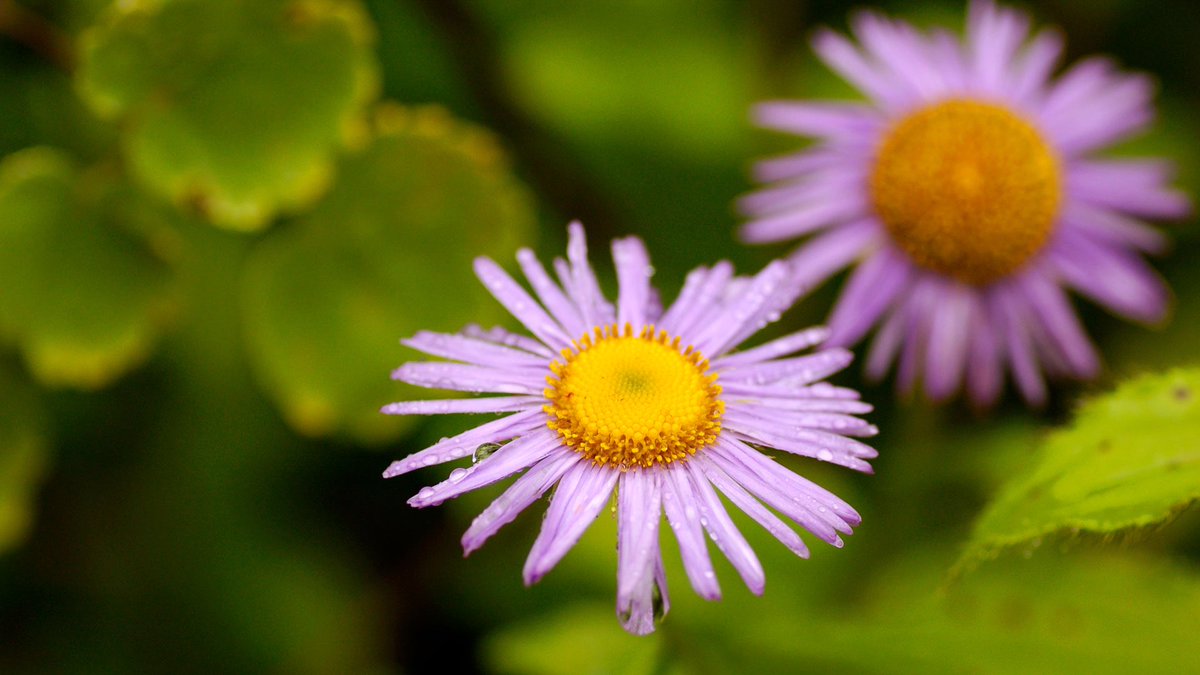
713, 326, 829, 369
725, 403, 878, 439
696, 455, 810, 559
522, 460, 619, 584
660, 466, 721, 601
864, 302, 907, 381
853, 12, 946, 100
751, 101, 884, 139
1050, 231, 1169, 323
612, 236, 654, 330
752, 148, 854, 183
1068, 160, 1191, 219
660, 262, 735, 338
722, 349, 854, 387
391, 362, 544, 395
811, 28, 909, 110
619, 549, 669, 636
407, 428, 563, 507
965, 291, 1004, 408
740, 194, 868, 244
616, 469, 663, 615
1017, 272, 1100, 378
725, 428, 875, 474
692, 260, 792, 357
994, 289, 1047, 406
739, 168, 866, 217
383, 408, 546, 478
1059, 202, 1169, 254
785, 219, 881, 296
826, 247, 913, 347
967, 0, 1029, 95
403, 330, 549, 369
565, 221, 616, 328
682, 462, 765, 595
723, 395, 873, 416
923, 281, 972, 401
1010, 29, 1063, 106
706, 440, 849, 545
462, 324, 557, 359
474, 257, 573, 350
381, 396, 542, 416
461, 451, 581, 554
516, 248, 587, 340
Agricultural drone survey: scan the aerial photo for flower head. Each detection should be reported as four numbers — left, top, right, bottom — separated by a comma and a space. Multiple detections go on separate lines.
383, 222, 877, 635
742, 0, 1191, 406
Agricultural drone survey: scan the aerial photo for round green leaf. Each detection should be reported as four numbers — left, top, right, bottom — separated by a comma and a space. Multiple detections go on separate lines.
76, 0, 379, 230
0, 147, 177, 388
0, 365, 50, 555
242, 105, 535, 443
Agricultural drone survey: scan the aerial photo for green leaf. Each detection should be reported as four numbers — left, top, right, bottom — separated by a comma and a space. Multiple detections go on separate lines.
0, 365, 50, 555
958, 368, 1200, 568
0, 147, 177, 388
242, 104, 535, 443
719, 551, 1200, 674
76, 0, 379, 230
483, 603, 668, 675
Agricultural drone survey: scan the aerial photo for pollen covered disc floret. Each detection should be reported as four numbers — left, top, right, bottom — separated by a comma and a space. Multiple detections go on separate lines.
871, 99, 1061, 286
544, 324, 723, 469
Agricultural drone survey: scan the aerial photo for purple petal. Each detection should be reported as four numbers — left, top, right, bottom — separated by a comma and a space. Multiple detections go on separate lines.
516, 248, 587, 340
965, 292, 1004, 408
1068, 160, 1191, 219
1009, 29, 1063, 106
692, 260, 791, 357
713, 326, 829, 369
564, 221, 615, 327
392, 362, 544, 395
616, 469, 664, 634
463, 324, 556, 359
722, 349, 854, 387
923, 281, 972, 401
696, 456, 810, 559
661, 466, 721, 601
382, 408, 546, 478
994, 290, 1047, 406
381, 396, 542, 416
660, 262, 735, 338
474, 257, 573, 350
408, 428, 562, 507
402, 331, 549, 369
462, 451, 581, 554
612, 236, 654, 330
681, 462, 765, 595
740, 193, 868, 244
826, 247, 913, 347
785, 219, 881, 296
1017, 272, 1100, 378
523, 460, 619, 584
752, 101, 884, 139
1059, 202, 1169, 254
811, 28, 908, 110
1050, 230, 1169, 323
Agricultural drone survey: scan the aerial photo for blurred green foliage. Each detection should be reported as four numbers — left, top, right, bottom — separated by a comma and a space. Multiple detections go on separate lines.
0, 0, 1198, 673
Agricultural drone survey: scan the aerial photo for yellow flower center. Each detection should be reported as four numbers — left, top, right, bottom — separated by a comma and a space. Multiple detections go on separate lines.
544, 324, 724, 469
870, 99, 1061, 285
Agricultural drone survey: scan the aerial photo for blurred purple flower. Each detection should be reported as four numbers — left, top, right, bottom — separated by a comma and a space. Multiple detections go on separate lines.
383, 222, 876, 635
743, 0, 1191, 406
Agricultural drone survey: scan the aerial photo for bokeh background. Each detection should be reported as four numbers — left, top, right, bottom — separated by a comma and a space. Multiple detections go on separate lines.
1, 0, 1199, 672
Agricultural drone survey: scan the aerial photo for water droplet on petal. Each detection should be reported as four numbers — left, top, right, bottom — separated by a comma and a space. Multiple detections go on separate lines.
473, 442, 501, 463
449, 467, 469, 483
817, 449, 834, 462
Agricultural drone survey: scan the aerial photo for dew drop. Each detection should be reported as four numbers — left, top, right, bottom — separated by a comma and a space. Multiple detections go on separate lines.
817, 449, 834, 462
473, 442, 501, 463
449, 467, 469, 483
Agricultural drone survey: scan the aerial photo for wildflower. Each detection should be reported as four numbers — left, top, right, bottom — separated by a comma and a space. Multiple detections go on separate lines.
383, 222, 876, 634
743, 0, 1190, 406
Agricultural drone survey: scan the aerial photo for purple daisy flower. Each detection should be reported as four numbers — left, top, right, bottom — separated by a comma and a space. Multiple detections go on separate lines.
742, 0, 1191, 406
383, 222, 877, 635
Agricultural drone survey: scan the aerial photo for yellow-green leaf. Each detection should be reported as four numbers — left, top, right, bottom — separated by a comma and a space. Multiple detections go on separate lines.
0, 147, 177, 388
959, 368, 1200, 568
76, 0, 379, 230
0, 365, 50, 555
241, 105, 535, 443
